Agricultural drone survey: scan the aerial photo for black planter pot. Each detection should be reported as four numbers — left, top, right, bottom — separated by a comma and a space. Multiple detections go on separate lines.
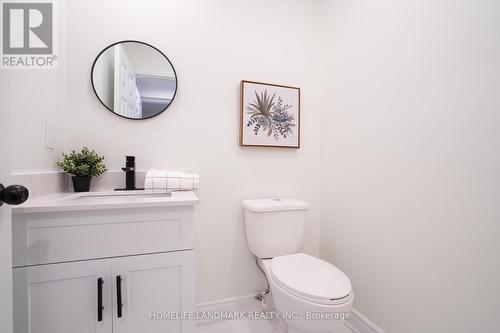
72, 176, 92, 192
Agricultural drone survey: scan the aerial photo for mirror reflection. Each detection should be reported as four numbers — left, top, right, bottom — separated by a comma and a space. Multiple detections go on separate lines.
91, 41, 177, 120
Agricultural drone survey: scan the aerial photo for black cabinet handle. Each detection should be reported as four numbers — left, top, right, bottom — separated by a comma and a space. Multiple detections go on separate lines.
97, 278, 104, 322
0, 184, 29, 207
116, 275, 123, 318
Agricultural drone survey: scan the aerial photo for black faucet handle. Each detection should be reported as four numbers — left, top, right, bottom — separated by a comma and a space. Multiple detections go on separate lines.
115, 156, 142, 191
124, 156, 136, 168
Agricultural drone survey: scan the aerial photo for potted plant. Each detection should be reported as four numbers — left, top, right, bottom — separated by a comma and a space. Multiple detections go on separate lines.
57, 147, 107, 192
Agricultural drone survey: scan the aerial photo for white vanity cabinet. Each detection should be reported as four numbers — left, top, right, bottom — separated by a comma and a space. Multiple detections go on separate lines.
13, 259, 113, 333
13, 251, 194, 333
111, 251, 194, 333
12, 192, 198, 333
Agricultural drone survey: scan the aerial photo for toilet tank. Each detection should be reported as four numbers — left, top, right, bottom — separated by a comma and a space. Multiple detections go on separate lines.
242, 198, 310, 258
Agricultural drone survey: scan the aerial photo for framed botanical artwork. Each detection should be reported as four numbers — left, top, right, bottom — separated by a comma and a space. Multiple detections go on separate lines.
240, 80, 300, 148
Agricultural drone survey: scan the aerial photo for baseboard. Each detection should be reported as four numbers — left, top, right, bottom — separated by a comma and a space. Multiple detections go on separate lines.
196, 294, 385, 333
344, 308, 385, 333
196, 294, 262, 326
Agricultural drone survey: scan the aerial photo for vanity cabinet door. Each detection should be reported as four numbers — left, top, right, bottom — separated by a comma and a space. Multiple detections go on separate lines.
111, 251, 195, 333
13, 260, 112, 333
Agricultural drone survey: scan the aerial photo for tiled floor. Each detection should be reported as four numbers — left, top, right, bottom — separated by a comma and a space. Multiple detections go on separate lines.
197, 318, 351, 333
198, 318, 281, 333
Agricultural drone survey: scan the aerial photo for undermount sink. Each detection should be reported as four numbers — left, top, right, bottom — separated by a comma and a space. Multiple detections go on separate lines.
63, 190, 172, 204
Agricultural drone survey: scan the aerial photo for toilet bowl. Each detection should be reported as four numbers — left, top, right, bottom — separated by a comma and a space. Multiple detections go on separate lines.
242, 198, 353, 333
262, 254, 353, 333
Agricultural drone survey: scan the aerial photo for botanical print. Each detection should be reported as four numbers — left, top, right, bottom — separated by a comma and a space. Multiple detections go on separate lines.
241, 81, 300, 148
246, 90, 295, 140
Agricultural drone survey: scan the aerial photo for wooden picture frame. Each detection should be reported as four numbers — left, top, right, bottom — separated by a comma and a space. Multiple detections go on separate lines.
240, 80, 300, 148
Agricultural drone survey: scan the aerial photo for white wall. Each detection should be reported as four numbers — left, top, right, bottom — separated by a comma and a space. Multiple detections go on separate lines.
320, 0, 500, 332
63, 0, 323, 302
10, 1, 67, 173
0, 70, 13, 333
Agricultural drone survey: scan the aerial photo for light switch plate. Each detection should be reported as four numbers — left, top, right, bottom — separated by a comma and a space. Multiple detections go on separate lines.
45, 120, 55, 149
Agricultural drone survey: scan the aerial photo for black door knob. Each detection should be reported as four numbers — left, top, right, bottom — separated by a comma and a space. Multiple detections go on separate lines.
0, 184, 29, 207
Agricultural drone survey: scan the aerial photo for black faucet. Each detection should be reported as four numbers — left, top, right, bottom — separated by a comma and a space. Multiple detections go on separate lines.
115, 156, 144, 191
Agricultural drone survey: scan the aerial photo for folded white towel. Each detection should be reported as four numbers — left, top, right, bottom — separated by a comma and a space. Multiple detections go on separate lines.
144, 170, 199, 191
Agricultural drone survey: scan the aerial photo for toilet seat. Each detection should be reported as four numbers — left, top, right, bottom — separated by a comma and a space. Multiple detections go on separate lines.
270, 253, 352, 305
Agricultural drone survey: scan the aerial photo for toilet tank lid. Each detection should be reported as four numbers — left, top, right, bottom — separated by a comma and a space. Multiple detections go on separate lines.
242, 198, 310, 212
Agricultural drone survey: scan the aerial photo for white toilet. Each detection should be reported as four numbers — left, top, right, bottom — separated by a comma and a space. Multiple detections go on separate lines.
243, 198, 353, 333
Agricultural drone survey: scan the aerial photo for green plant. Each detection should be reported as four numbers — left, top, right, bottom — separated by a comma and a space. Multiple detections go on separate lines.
57, 147, 107, 177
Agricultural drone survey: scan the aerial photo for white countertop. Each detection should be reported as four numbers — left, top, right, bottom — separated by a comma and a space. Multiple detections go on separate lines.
12, 190, 199, 214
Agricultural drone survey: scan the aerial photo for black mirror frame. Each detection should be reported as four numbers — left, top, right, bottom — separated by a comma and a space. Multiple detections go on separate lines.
90, 40, 178, 120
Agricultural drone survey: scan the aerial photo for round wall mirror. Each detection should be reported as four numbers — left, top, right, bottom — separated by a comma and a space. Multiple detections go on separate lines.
91, 40, 177, 120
